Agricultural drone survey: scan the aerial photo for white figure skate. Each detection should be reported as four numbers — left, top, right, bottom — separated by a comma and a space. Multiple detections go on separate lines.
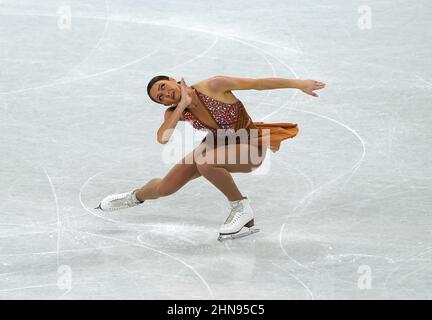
218, 196, 260, 241
95, 189, 144, 211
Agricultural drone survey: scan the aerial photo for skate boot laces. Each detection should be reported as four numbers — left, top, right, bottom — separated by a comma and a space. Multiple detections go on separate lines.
111, 192, 136, 207
224, 200, 245, 225
101, 189, 142, 211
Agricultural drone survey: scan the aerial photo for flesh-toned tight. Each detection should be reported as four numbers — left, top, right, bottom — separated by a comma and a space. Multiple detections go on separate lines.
135, 142, 267, 202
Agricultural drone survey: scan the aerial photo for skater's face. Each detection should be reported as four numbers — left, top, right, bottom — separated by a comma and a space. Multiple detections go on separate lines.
149, 78, 181, 106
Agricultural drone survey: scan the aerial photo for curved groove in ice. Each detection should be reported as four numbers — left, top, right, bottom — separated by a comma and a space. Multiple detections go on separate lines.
43, 168, 61, 268
137, 234, 214, 299
271, 262, 315, 300
165, 36, 219, 72
67, 0, 111, 74
384, 246, 432, 298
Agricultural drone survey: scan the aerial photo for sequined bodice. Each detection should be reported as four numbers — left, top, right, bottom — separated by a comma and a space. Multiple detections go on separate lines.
182, 89, 244, 135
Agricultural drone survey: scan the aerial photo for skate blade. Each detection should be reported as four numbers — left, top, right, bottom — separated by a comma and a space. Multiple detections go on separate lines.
218, 228, 260, 242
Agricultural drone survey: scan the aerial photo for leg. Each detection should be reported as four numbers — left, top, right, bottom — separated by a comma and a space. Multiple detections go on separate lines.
135, 149, 201, 201
194, 143, 266, 201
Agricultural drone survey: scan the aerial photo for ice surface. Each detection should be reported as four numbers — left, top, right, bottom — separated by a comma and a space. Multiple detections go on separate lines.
0, 0, 431, 299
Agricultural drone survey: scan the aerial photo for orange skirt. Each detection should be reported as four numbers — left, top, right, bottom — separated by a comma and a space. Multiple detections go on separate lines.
201, 122, 299, 153
251, 122, 299, 153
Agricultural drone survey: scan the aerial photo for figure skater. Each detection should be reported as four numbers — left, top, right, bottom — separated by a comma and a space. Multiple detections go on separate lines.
96, 75, 325, 240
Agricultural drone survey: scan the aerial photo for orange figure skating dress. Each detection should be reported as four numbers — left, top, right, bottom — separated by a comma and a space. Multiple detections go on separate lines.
182, 87, 299, 152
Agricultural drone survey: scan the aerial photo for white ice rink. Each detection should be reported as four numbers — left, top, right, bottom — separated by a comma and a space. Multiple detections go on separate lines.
0, 0, 431, 299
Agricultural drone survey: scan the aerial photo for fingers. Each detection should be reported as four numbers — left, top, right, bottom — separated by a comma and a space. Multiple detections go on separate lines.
312, 83, 326, 91
303, 79, 325, 97
180, 78, 187, 91
305, 90, 318, 97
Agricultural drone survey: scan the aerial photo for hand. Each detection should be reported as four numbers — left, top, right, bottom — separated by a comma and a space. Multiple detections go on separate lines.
178, 77, 192, 109
300, 80, 326, 97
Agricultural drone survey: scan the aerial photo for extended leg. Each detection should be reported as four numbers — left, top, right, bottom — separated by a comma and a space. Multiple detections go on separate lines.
135, 150, 201, 201
97, 150, 201, 211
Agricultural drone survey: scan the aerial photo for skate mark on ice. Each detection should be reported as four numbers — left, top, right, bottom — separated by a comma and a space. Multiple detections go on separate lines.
0, 283, 58, 294
277, 164, 314, 266
305, 188, 412, 216
71, 230, 215, 299
326, 253, 395, 264
79, 171, 120, 225
278, 223, 305, 268
137, 234, 214, 299
384, 246, 432, 298
0, 270, 33, 278
165, 36, 219, 72
414, 74, 432, 88
43, 168, 61, 268
58, 288, 72, 300
79, 171, 146, 227
395, 263, 431, 287
43, 226, 216, 299
67, 0, 110, 75
136, 223, 216, 246
0, 244, 131, 258
0, 223, 55, 230
271, 262, 315, 300
0, 230, 55, 240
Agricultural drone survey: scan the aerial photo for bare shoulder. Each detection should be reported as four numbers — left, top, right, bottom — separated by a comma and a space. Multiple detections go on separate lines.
206, 76, 229, 93
200, 75, 260, 93
192, 77, 240, 103
191, 77, 220, 93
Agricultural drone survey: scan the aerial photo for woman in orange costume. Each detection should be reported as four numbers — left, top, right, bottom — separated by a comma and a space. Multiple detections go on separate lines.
97, 76, 326, 240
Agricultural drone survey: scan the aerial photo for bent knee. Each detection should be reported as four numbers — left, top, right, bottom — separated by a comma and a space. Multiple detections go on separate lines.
195, 162, 215, 176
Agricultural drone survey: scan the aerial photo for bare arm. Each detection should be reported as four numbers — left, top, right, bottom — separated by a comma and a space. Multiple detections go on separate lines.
209, 76, 326, 97
157, 107, 185, 144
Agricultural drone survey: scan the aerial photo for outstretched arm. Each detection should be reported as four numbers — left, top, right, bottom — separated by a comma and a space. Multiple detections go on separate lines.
209, 76, 326, 97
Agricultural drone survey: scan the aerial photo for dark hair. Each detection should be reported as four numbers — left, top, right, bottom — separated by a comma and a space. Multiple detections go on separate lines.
147, 75, 169, 103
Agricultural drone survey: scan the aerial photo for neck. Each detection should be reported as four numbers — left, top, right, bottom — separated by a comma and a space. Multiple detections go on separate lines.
186, 86, 199, 109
